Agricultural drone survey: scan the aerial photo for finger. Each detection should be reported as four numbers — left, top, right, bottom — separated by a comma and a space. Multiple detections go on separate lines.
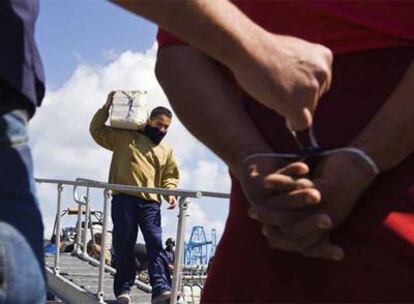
320, 67, 332, 95
314, 69, 329, 99
265, 224, 321, 248
303, 237, 344, 261
310, 82, 321, 114
277, 162, 310, 177
280, 213, 332, 240
260, 187, 321, 210
322, 48, 333, 93
248, 206, 303, 226
314, 45, 333, 97
263, 226, 303, 253
287, 107, 313, 131
263, 226, 343, 261
262, 174, 312, 193
305, 68, 330, 116
297, 78, 319, 119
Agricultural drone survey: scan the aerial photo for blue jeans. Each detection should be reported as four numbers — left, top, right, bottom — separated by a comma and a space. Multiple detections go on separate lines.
0, 222, 45, 304
111, 193, 171, 298
0, 108, 45, 303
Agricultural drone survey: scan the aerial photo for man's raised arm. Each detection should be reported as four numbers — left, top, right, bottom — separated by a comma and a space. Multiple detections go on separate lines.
89, 92, 119, 151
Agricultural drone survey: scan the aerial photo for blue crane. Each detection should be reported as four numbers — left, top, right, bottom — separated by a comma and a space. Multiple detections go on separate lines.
184, 226, 217, 265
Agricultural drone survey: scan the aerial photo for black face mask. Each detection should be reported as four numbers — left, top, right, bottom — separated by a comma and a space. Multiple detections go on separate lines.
144, 124, 167, 145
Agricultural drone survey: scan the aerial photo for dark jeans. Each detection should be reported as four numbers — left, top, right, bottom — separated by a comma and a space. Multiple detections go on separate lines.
0, 104, 45, 303
0, 222, 45, 304
111, 193, 171, 298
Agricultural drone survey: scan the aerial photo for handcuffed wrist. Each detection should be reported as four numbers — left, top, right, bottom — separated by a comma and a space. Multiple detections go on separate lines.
333, 147, 380, 176
240, 147, 380, 176
241, 152, 298, 164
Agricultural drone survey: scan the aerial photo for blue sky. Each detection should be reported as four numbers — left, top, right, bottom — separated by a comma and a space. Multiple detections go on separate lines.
37, 0, 157, 88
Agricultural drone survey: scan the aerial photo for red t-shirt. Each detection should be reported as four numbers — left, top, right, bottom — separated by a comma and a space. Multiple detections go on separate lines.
157, 2, 414, 302
157, 1, 414, 53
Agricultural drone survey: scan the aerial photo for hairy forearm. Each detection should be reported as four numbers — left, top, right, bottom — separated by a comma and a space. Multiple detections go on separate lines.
351, 60, 414, 172
156, 46, 272, 177
112, 0, 262, 69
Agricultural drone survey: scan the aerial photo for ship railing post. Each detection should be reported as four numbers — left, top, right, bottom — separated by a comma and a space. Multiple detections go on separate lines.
171, 197, 189, 304
72, 184, 87, 255
74, 202, 82, 254
97, 188, 111, 303
82, 186, 90, 258
54, 183, 64, 275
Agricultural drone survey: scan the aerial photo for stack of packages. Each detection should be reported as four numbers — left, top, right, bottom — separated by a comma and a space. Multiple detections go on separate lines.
110, 90, 149, 130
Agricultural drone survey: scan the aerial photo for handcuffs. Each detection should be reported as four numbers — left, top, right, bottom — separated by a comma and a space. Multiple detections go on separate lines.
242, 124, 379, 176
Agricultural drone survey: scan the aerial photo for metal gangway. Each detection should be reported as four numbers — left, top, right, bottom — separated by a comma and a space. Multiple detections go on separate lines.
36, 177, 229, 304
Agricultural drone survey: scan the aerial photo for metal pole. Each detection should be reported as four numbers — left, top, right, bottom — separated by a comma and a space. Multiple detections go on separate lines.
51, 213, 57, 244
74, 202, 83, 254
36, 177, 206, 199
89, 210, 95, 246
171, 197, 189, 304
82, 187, 90, 257
54, 183, 64, 275
73, 184, 86, 254
98, 189, 111, 303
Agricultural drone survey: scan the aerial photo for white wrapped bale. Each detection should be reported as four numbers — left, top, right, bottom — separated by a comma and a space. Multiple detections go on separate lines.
110, 90, 149, 130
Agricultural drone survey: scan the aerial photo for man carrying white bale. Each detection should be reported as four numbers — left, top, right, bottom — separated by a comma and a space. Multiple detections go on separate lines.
89, 91, 180, 304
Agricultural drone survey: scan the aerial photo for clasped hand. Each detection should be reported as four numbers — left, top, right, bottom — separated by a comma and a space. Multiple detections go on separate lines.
239, 151, 376, 261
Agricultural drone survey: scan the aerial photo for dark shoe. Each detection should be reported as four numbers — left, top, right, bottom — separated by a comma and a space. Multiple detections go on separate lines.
117, 293, 131, 304
151, 290, 171, 304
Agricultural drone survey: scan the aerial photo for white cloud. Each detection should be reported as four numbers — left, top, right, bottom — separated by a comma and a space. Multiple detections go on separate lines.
30, 43, 230, 246
192, 160, 231, 193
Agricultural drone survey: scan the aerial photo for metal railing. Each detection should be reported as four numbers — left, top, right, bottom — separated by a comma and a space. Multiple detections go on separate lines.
36, 177, 229, 304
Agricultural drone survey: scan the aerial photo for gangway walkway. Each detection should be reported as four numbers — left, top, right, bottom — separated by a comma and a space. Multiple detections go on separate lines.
36, 177, 229, 304
45, 253, 151, 303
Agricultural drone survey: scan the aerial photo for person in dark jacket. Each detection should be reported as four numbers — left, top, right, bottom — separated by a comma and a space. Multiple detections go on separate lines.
164, 238, 175, 268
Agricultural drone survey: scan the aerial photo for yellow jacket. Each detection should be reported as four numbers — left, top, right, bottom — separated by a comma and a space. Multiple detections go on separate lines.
89, 107, 179, 203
